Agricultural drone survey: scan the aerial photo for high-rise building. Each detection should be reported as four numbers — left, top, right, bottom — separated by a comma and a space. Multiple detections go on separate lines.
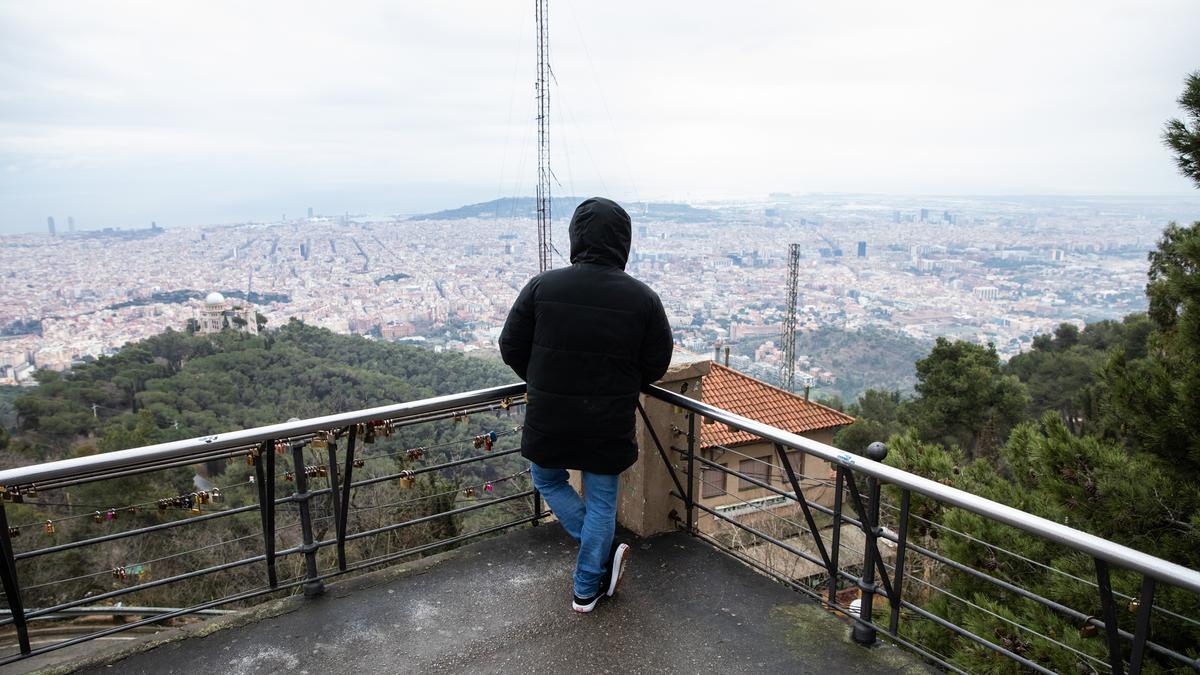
46, 217, 56, 236
307, 207, 314, 219
919, 208, 930, 223
857, 241, 867, 257
67, 216, 76, 233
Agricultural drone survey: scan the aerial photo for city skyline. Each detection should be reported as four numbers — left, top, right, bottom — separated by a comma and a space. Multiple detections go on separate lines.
2, 2, 1199, 233
0, 193, 1181, 401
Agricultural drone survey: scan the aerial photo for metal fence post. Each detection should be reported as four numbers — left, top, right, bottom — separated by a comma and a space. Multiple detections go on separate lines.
829, 466, 844, 605
685, 412, 696, 533
852, 441, 888, 646
291, 439, 325, 598
253, 441, 278, 588
0, 501, 30, 654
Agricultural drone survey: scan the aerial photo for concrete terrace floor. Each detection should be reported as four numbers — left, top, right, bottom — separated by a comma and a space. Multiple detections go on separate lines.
33, 526, 930, 675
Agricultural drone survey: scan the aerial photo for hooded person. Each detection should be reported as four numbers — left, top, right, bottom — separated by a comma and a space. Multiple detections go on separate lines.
499, 196, 673, 612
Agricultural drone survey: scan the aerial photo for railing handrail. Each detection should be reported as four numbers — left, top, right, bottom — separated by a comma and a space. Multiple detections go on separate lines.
644, 383, 1200, 595
4, 378, 1195, 594
0, 383, 527, 489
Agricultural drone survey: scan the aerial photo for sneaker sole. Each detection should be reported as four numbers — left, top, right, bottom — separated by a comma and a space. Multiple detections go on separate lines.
572, 596, 600, 613
607, 543, 631, 597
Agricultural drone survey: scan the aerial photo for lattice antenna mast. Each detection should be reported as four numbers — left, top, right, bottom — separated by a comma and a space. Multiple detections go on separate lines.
781, 243, 801, 391
535, 0, 553, 273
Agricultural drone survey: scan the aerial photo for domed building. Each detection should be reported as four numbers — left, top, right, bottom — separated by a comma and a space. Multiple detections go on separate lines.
195, 291, 259, 335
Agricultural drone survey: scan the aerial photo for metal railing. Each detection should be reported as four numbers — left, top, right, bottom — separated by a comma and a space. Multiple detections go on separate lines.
642, 384, 1200, 675
0, 383, 543, 665
3, 378, 1197, 672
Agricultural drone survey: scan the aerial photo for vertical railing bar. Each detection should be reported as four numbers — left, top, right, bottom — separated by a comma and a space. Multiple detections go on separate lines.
829, 466, 844, 605
843, 470, 895, 601
337, 425, 357, 571
291, 439, 324, 597
850, 468, 879, 645
889, 488, 911, 636
0, 502, 30, 654
326, 433, 345, 572
531, 489, 543, 527
1095, 558, 1125, 675
1128, 576, 1156, 675
685, 412, 696, 533
774, 443, 833, 571
265, 438, 277, 585
252, 441, 277, 588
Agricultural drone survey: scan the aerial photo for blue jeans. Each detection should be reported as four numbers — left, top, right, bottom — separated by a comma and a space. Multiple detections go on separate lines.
530, 462, 620, 598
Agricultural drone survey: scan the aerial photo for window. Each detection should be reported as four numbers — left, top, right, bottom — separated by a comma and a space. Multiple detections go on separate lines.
739, 458, 771, 491
776, 450, 804, 485
701, 463, 727, 499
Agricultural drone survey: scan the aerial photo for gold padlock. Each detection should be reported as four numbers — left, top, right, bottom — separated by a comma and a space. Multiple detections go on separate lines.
44, 520, 55, 535
399, 471, 415, 489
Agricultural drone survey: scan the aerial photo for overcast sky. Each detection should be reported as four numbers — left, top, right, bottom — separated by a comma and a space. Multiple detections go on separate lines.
1, 1, 1198, 233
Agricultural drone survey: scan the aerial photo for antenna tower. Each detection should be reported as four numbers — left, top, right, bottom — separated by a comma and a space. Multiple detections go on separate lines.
781, 243, 801, 391
535, 0, 553, 273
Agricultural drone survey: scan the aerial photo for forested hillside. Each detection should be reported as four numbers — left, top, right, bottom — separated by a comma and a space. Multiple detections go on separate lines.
832, 221, 1200, 671
6, 319, 513, 461
731, 325, 928, 402
0, 322, 527, 612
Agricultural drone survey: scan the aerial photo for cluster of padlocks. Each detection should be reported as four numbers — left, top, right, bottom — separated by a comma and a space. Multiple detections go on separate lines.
0, 487, 37, 503
155, 488, 223, 514
110, 564, 146, 581
472, 431, 498, 452
284, 465, 328, 482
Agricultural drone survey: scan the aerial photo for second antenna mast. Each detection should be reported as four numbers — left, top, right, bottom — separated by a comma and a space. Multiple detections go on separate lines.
535, 0, 553, 273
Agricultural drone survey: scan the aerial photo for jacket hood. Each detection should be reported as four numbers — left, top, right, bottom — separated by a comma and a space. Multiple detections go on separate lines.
568, 197, 631, 269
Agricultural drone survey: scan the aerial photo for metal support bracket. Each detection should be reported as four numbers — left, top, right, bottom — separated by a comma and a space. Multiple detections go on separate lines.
0, 503, 30, 654
253, 440, 278, 588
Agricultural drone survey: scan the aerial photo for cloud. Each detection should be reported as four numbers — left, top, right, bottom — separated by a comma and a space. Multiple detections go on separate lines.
1, 0, 1198, 231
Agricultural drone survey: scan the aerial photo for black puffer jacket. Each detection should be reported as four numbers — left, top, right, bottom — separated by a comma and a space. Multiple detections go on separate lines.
500, 198, 674, 474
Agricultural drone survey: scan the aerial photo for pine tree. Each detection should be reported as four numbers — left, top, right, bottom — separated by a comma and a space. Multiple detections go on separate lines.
1162, 70, 1200, 188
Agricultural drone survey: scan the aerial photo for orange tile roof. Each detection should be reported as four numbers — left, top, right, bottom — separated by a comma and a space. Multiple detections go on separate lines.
699, 362, 855, 449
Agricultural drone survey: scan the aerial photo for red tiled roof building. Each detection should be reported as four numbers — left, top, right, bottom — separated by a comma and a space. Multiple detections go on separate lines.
700, 363, 855, 450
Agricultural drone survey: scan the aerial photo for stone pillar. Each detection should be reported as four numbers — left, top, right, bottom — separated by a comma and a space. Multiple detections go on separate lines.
617, 353, 711, 537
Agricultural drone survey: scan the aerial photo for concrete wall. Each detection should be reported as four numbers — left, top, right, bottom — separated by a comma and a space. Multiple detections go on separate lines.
615, 353, 710, 537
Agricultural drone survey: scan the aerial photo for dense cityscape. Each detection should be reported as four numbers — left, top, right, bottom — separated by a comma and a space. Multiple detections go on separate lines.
3, 193, 1194, 394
